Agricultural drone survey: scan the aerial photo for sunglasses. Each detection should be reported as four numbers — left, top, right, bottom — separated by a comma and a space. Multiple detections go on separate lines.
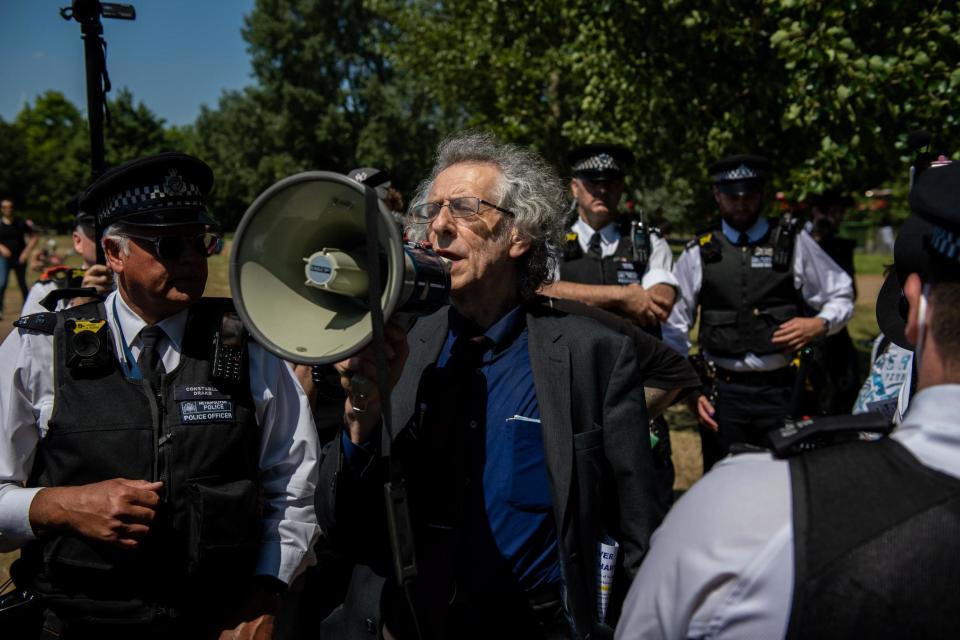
124, 231, 222, 261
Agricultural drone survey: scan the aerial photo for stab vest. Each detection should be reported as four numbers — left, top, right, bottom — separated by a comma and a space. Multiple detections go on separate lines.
12, 299, 261, 625
786, 437, 960, 639
559, 222, 650, 287
697, 221, 801, 357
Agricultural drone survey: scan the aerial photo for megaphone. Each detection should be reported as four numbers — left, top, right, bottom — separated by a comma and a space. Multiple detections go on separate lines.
230, 171, 450, 365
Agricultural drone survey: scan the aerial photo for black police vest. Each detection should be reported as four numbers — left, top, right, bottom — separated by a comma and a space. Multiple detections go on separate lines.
13, 299, 261, 624
698, 223, 800, 357
787, 437, 960, 639
559, 226, 648, 286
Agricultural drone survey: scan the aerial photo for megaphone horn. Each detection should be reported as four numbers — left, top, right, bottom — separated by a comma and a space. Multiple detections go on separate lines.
229, 171, 450, 365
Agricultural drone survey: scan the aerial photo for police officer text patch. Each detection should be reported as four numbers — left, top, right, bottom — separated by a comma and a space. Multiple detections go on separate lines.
176, 385, 235, 423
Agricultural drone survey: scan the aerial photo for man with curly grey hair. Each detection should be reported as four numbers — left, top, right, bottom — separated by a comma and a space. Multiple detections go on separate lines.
317, 131, 662, 638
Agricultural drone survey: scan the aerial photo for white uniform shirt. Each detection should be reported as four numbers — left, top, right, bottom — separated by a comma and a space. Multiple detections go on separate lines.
663, 218, 854, 371
0, 290, 320, 585
615, 384, 960, 640
21, 280, 57, 316
559, 217, 679, 290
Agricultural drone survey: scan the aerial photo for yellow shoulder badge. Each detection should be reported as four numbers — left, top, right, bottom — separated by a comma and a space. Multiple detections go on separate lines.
698, 233, 713, 246
566, 232, 578, 242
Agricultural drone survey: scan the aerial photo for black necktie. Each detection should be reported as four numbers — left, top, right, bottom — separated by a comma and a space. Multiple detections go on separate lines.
738, 232, 751, 247
138, 325, 166, 391
449, 334, 493, 370
588, 233, 603, 258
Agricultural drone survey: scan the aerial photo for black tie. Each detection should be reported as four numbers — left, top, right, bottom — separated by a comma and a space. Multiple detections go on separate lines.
738, 232, 751, 247
588, 233, 603, 258
449, 334, 493, 370
138, 325, 166, 391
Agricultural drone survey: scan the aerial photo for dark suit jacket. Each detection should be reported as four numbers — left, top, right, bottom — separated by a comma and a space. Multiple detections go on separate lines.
316, 302, 662, 638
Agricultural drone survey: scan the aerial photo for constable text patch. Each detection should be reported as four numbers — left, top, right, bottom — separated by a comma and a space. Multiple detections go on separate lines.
175, 385, 234, 424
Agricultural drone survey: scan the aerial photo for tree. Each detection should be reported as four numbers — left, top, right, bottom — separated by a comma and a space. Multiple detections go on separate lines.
14, 91, 88, 227
239, 0, 442, 198
104, 88, 170, 166
383, 0, 960, 227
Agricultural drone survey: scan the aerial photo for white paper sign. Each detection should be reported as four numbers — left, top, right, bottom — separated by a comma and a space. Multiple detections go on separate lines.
596, 534, 619, 623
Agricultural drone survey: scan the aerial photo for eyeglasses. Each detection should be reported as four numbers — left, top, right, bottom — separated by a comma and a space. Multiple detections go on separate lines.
410, 196, 515, 223
124, 231, 222, 261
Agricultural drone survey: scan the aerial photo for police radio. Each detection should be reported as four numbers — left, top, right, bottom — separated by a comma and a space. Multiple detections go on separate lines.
211, 312, 246, 384
630, 208, 652, 267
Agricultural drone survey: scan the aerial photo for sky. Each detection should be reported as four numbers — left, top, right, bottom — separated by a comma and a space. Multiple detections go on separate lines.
0, 0, 257, 127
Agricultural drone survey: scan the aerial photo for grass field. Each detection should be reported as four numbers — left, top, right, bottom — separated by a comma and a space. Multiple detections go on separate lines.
0, 237, 885, 585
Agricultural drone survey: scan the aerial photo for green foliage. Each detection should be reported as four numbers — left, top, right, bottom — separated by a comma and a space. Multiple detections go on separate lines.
7, 2, 960, 232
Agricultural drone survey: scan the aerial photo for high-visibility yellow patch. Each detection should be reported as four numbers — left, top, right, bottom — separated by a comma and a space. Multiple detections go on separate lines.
72, 320, 106, 334
698, 233, 713, 246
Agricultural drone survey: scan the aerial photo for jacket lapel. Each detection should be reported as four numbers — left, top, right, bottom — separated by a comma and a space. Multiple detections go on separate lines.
527, 312, 573, 530
388, 308, 448, 438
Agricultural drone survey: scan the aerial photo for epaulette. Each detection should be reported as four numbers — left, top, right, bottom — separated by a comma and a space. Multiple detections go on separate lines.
13, 312, 58, 335
769, 412, 893, 458
692, 227, 722, 262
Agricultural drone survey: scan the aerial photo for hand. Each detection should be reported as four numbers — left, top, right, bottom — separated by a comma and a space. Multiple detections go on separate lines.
771, 317, 827, 351
29, 478, 163, 548
80, 264, 112, 295
292, 363, 319, 410
217, 585, 279, 640
0, 245, 11, 259
692, 393, 718, 432
68, 264, 114, 306
618, 284, 671, 326
18, 251, 29, 265
334, 323, 409, 444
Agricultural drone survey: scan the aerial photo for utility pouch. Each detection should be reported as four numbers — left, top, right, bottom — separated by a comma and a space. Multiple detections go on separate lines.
186, 478, 260, 577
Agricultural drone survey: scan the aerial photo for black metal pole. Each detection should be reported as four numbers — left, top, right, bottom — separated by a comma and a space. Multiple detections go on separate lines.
81, 18, 106, 181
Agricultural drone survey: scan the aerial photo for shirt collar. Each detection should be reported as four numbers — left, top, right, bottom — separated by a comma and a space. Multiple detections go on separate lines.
573, 217, 620, 246
721, 217, 768, 244
448, 304, 526, 354
109, 289, 188, 351
899, 385, 960, 438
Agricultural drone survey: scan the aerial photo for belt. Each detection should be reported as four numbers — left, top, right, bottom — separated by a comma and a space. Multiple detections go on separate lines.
716, 366, 793, 387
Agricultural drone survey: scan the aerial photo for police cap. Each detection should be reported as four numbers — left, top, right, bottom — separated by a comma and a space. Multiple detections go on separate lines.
567, 143, 634, 181
708, 154, 770, 195
876, 161, 960, 348
66, 193, 96, 228
80, 152, 216, 229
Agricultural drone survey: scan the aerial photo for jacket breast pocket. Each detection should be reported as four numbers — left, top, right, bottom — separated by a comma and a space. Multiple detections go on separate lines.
506, 417, 553, 512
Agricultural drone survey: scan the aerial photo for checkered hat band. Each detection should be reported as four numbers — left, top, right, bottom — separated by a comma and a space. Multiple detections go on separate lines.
713, 164, 762, 182
97, 182, 204, 220
573, 153, 622, 174
930, 226, 960, 263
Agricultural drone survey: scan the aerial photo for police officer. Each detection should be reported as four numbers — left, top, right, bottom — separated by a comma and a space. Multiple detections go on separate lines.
21, 196, 113, 315
664, 154, 854, 469
542, 143, 679, 329
0, 153, 320, 638
617, 159, 960, 640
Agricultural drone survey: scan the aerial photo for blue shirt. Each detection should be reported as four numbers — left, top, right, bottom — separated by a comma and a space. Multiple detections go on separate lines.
721, 217, 769, 245
342, 305, 560, 593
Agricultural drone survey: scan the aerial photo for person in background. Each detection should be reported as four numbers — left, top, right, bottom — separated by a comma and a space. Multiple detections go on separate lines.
664, 154, 854, 470
0, 198, 38, 318
616, 159, 960, 640
21, 196, 113, 315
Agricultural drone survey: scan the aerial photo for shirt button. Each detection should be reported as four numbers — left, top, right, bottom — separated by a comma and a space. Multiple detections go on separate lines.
469, 420, 478, 429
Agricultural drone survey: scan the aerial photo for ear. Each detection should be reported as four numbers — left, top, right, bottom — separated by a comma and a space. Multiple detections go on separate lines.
712, 185, 722, 204
103, 237, 126, 274
903, 272, 923, 346
72, 231, 83, 254
508, 231, 532, 259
